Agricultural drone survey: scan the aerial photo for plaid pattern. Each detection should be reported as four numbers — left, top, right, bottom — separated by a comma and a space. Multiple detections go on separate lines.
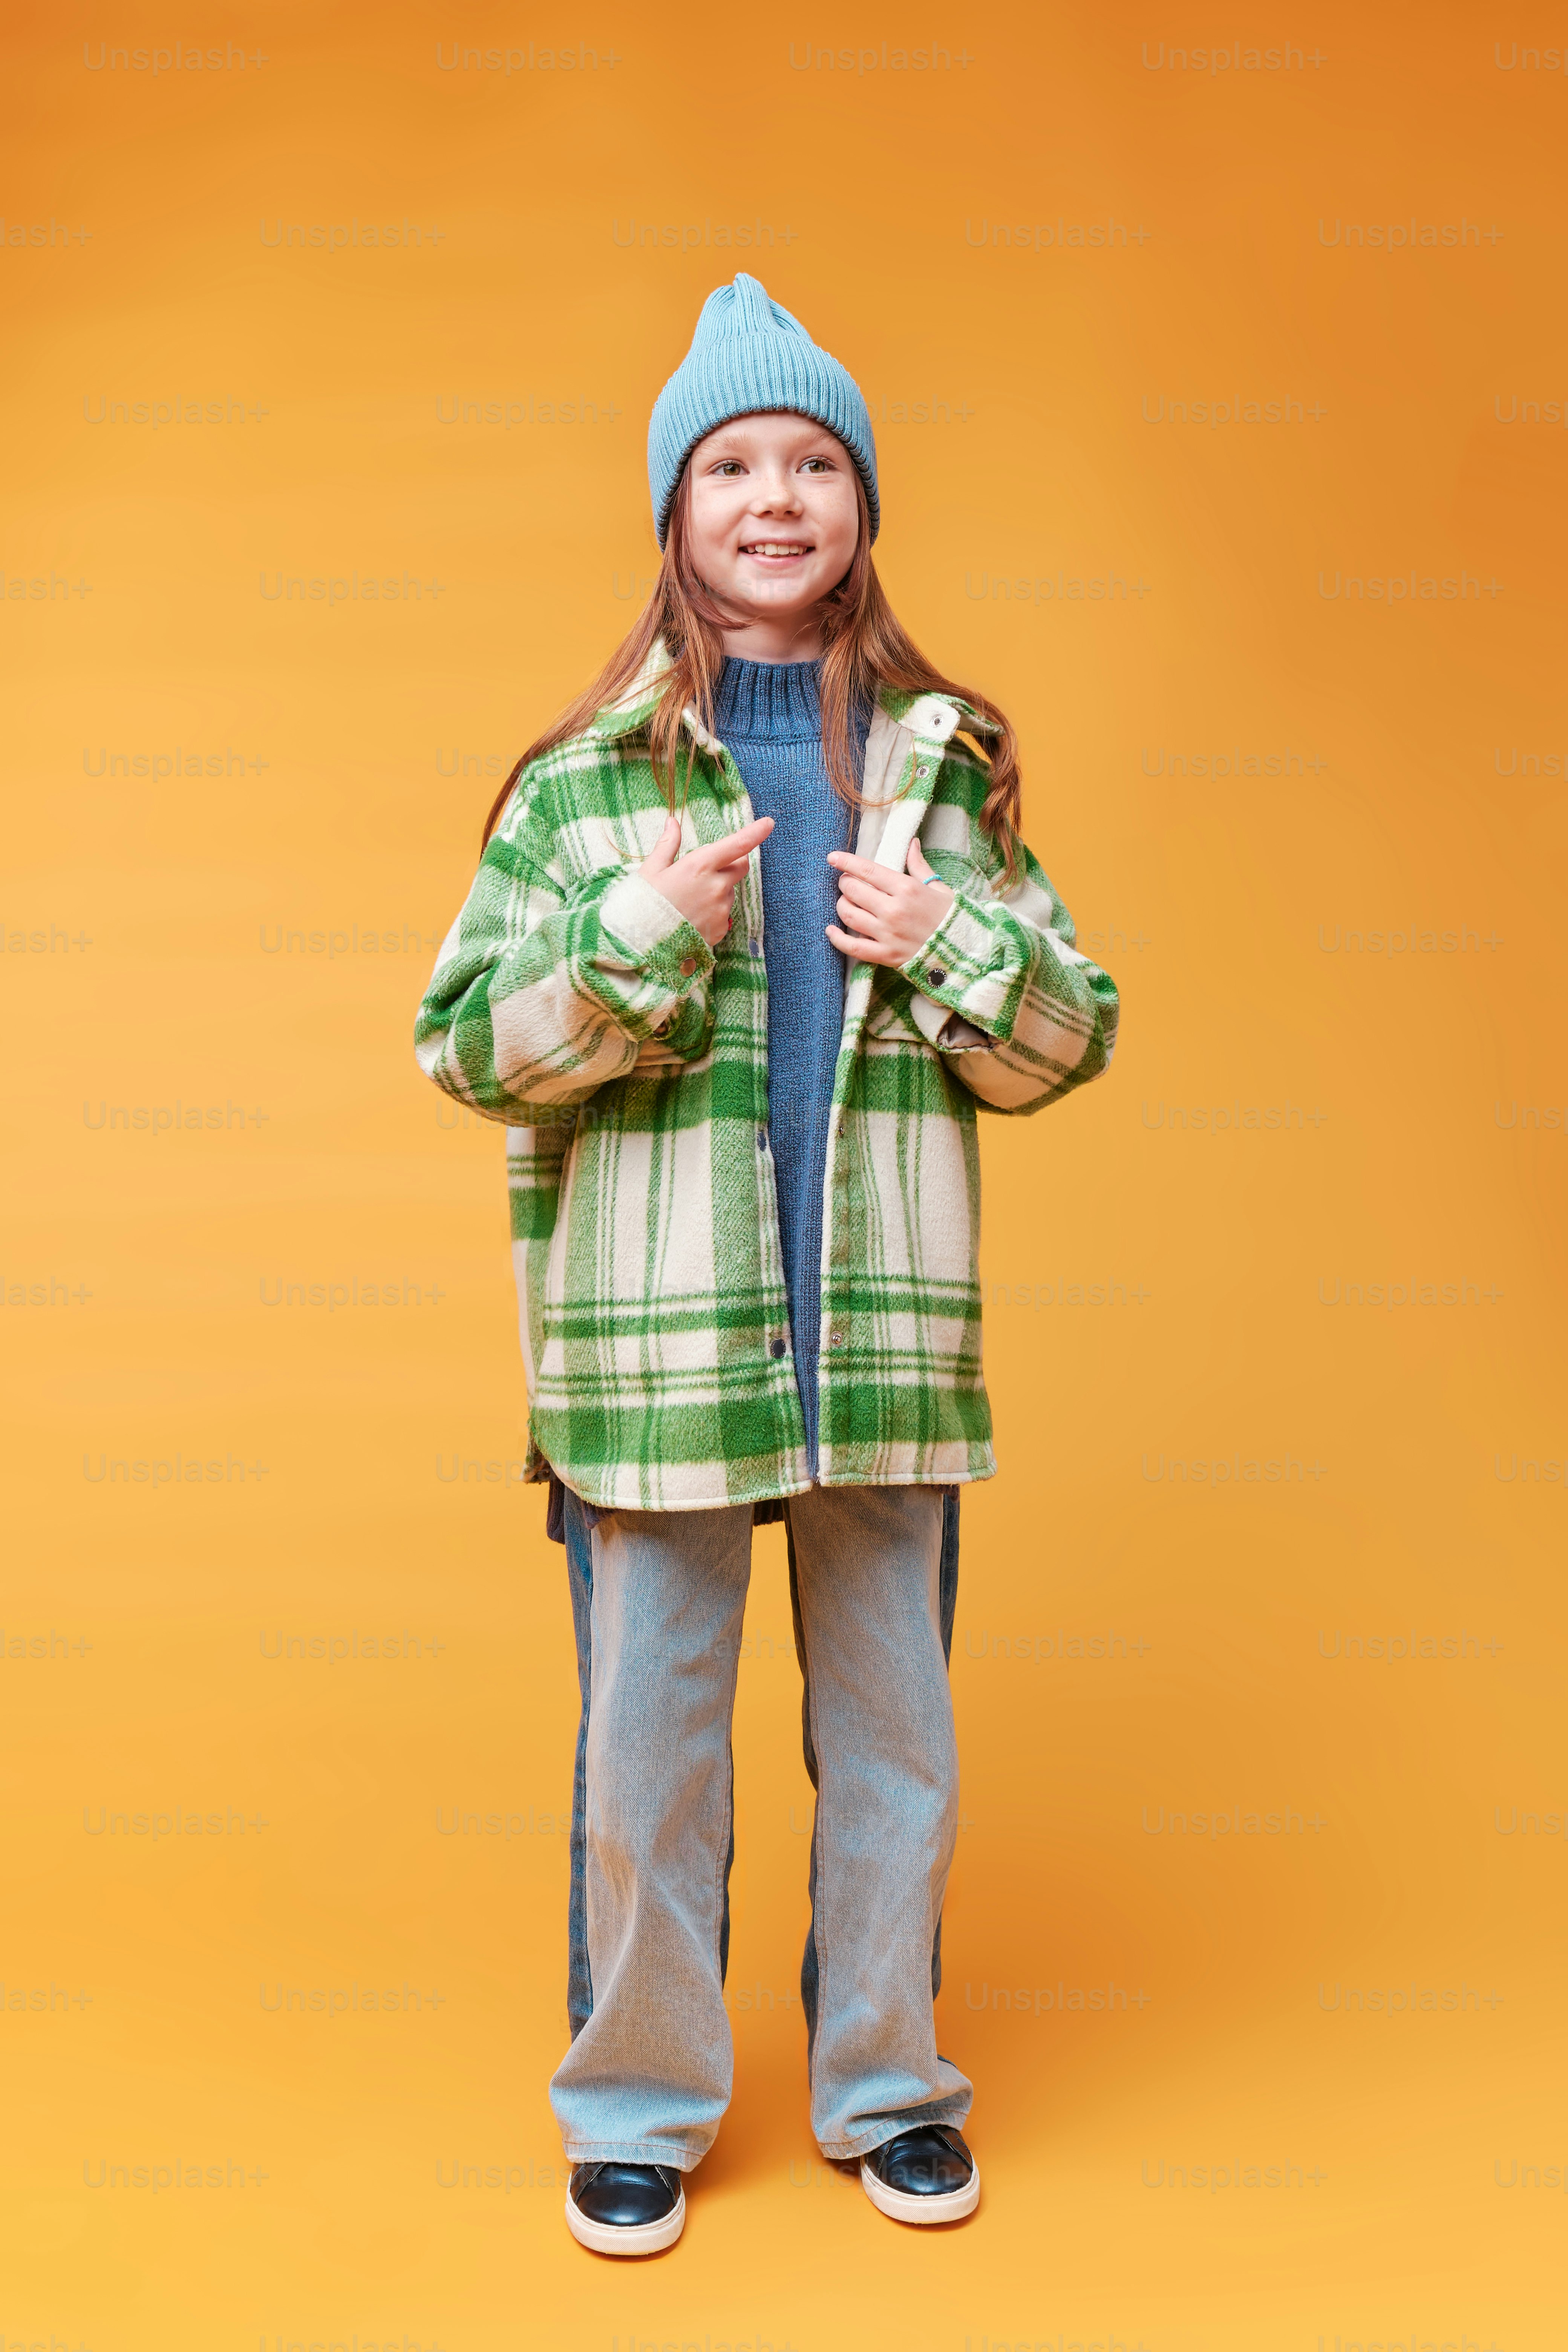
415, 657, 1119, 1509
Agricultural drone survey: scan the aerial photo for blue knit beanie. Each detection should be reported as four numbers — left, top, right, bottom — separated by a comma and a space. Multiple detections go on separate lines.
647, 274, 879, 546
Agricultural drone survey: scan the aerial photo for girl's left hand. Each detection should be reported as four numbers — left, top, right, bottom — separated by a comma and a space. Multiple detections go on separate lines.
826, 837, 955, 966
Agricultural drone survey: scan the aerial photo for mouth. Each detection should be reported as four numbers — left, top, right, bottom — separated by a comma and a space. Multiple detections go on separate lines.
739, 541, 814, 561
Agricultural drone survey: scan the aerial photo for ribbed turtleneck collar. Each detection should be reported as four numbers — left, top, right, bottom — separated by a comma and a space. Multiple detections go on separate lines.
711, 656, 822, 742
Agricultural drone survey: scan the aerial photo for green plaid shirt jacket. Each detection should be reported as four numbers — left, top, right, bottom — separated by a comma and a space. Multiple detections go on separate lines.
415, 658, 1119, 1510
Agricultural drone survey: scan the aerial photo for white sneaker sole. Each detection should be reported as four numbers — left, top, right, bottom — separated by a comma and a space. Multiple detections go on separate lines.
564, 2181, 686, 2257
860, 2154, 980, 2224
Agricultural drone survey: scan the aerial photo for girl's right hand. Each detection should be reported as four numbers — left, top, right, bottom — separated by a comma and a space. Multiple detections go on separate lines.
638, 813, 774, 948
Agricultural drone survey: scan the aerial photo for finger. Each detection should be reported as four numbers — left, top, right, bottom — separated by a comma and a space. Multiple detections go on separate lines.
826, 923, 893, 963
835, 874, 899, 913
826, 850, 894, 884
696, 815, 774, 867
835, 896, 885, 936
905, 838, 933, 880
642, 813, 682, 873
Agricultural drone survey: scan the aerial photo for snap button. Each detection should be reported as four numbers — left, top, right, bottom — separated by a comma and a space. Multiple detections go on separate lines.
926, 965, 948, 989
679, 956, 698, 977
749, 939, 763, 959
770, 1338, 787, 1360
829, 1330, 845, 1348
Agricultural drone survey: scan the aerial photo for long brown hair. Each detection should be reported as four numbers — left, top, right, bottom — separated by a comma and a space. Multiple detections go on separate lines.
481, 455, 1024, 874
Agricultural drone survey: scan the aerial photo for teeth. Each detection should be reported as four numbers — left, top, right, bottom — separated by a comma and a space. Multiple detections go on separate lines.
744, 543, 809, 556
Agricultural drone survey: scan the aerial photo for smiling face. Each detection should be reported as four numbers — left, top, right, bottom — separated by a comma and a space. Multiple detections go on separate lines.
682, 410, 862, 660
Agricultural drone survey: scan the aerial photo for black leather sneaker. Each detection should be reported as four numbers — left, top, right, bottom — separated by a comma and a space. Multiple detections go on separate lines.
860, 2125, 979, 2223
565, 2160, 686, 2255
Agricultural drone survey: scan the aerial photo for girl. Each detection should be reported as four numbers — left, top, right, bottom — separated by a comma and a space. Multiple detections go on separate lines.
415, 275, 1118, 2255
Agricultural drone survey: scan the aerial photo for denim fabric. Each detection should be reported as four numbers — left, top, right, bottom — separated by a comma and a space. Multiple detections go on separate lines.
553, 1483, 969, 2167
561, 1491, 597, 2038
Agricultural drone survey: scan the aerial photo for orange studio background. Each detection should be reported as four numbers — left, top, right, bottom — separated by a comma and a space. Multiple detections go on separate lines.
3, 3, 1565, 2347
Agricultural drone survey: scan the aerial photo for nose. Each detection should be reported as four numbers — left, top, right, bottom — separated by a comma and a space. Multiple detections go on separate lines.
750, 469, 804, 514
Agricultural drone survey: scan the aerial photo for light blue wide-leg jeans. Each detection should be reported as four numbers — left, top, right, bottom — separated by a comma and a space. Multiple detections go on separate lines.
548, 1483, 971, 2168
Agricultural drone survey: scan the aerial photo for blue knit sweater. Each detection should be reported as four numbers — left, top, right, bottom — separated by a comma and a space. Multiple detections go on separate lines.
710, 657, 868, 1471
